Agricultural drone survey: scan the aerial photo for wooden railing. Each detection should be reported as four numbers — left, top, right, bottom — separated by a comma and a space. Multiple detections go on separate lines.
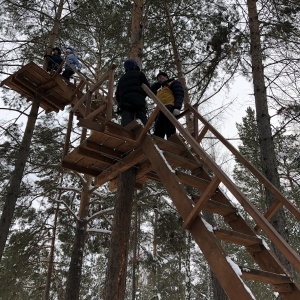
142, 83, 300, 274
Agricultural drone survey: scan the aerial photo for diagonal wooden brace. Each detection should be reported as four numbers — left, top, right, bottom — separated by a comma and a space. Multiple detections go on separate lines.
254, 199, 282, 233
184, 176, 221, 229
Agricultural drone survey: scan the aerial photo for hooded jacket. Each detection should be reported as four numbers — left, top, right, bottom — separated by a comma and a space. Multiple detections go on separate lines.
65, 48, 81, 70
115, 69, 150, 110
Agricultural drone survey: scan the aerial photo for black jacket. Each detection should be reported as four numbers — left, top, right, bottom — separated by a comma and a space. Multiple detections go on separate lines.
115, 70, 150, 110
45, 54, 63, 72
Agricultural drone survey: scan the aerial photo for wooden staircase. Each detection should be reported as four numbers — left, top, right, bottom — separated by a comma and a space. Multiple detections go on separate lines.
1, 64, 300, 299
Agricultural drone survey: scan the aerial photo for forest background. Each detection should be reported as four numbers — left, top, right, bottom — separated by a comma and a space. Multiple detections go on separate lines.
0, 0, 299, 299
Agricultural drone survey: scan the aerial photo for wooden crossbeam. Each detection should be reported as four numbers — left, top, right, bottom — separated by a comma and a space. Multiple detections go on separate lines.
94, 147, 146, 187
85, 104, 106, 120
254, 199, 282, 233
184, 177, 221, 229
136, 107, 160, 145
240, 267, 291, 284
214, 229, 261, 247
196, 125, 209, 143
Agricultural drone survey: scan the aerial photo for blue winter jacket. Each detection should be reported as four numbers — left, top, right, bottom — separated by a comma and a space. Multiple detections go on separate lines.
65, 53, 82, 70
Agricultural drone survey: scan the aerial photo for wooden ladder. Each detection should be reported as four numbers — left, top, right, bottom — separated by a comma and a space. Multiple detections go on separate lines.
141, 85, 300, 299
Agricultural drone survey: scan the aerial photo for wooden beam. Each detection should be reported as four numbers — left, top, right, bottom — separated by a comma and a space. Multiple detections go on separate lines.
184, 177, 221, 229
62, 161, 99, 177
136, 107, 160, 145
106, 67, 115, 122
196, 125, 209, 143
85, 103, 106, 120
240, 267, 291, 284
254, 199, 282, 233
77, 146, 116, 165
186, 103, 300, 222
63, 111, 74, 157
94, 147, 146, 187
83, 140, 123, 159
214, 229, 261, 247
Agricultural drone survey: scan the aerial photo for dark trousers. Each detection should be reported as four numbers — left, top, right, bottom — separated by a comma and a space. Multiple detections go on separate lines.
62, 69, 74, 81
153, 110, 175, 139
121, 107, 147, 127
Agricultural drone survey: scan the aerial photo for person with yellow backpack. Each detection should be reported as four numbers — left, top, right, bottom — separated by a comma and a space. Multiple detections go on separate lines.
151, 71, 184, 139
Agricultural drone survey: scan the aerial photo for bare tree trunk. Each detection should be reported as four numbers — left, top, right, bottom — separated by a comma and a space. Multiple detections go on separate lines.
183, 232, 192, 300
43, 0, 65, 70
102, 168, 136, 300
152, 206, 158, 295
0, 96, 40, 261
65, 175, 92, 300
129, 0, 145, 63
44, 202, 60, 300
102, 1, 145, 299
131, 197, 140, 300
246, 0, 293, 275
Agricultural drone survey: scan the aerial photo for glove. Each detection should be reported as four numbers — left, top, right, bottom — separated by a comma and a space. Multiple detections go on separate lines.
173, 109, 180, 116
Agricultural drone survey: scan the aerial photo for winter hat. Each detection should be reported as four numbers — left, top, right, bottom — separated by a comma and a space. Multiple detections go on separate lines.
66, 46, 74, 53
53, 47, 61, 55
124, 59, 139, 72
156, 71, 169, 80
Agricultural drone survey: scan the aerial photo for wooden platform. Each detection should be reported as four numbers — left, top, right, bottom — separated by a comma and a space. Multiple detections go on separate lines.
62, 120, 204, 188
0, 62, 84, 113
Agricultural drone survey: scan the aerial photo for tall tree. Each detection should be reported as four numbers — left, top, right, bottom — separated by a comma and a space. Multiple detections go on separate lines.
0, 0, 66, 262
102, 1, 146, 299
246, 0, 293, 274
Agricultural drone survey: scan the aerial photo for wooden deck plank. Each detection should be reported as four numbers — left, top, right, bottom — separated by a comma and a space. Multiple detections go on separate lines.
87, 131, 135, 153
83, 140, 124, 159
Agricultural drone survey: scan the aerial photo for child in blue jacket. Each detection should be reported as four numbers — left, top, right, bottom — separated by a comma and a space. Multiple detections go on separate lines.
62, 47, 82, 81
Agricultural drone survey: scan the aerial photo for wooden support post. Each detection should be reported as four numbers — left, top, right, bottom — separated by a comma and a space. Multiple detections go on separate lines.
106, 67, 115, 122
193, 111, 198, 138
94, 147, 146, 187
85, 91, 92, 117
136, 107, 160, 145
63, 111, 73, 157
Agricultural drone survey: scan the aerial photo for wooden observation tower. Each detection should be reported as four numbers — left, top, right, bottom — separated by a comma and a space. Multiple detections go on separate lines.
1, 62, 300, 299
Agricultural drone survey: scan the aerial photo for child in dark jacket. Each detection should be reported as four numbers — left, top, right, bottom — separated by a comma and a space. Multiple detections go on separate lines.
45, 47, 63, 72
115, 59, 150, 126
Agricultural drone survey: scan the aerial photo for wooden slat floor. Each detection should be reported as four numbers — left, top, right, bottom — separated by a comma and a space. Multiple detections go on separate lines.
0, 62, 83, 112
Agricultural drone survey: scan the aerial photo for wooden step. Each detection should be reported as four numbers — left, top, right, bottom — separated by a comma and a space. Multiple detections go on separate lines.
240, 266, 292, 285
202, 199, 237, 216
214, 229, 262, 247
